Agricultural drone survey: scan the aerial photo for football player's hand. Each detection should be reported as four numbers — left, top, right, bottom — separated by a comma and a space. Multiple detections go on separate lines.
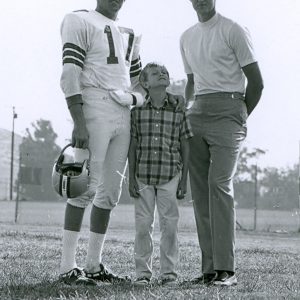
168, 93, 186, 112
129, 177, 140, 198
176, 180, 187, 200
72, 123, 89, 149
109, 90, 145, 107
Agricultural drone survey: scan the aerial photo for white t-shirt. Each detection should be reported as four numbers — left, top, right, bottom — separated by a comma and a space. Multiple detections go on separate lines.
180, 13, 256, 95
60, 10, 142, 98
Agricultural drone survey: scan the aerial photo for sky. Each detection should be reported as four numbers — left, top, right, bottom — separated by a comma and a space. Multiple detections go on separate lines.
0, 0, 299, 168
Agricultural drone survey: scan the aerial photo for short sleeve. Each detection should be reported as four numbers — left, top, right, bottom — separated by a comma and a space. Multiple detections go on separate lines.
229, 23, 257, 68
61, 13, 88, 68
60, 13, 87, 98
180, 34, 193, 75
130, 34, 142, 84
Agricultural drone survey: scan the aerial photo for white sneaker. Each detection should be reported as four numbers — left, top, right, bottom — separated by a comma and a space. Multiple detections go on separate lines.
161, 278, 177, 287
133, 277, 150, 286
213, 272, 237, 286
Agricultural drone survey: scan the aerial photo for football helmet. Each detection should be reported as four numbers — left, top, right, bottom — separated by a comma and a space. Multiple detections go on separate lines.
52, 143, 91, 199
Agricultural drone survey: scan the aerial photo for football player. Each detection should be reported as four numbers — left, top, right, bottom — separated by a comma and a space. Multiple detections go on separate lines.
59, 0, 184, 286
58, 0, 144, 286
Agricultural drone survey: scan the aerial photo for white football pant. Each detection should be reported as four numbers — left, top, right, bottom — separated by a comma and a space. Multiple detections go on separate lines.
67, 87, 130, 210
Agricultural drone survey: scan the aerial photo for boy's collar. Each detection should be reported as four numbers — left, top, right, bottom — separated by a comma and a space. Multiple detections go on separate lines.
145, 94, 169, 109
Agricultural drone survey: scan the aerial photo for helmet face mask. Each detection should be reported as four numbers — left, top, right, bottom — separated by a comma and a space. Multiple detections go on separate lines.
52, 144, 91, 199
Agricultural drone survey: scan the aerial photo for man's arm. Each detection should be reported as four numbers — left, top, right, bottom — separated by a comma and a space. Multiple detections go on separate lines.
60, 13, 89, 148
128, 137, 140, 198
177, 137, 190, 199
185, 73, 195, 105
242, 62, 264, 116
67, 96, 89, 149
167, 74, 195, 111
109, 48, 145, 107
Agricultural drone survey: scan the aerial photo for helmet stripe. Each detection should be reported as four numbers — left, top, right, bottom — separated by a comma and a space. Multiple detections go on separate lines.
66, 176, 71, 198
61, 175, 68, 198
59, 174, 63, 196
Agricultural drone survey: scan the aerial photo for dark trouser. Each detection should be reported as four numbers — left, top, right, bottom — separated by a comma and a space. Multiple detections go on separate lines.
188, 93, 247, 273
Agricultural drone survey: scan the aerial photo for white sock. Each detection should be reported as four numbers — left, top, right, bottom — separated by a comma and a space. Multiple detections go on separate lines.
85, 231, 106, 273
60, 229, 80, 274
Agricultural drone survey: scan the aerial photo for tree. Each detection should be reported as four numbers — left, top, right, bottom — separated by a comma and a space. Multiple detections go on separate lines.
167, 79, 186, 96
234, 146, 266, 209
234, 146, 299, 211
260, 165, 298, 210
235, 147, 266, 183
18, 119, 61, 201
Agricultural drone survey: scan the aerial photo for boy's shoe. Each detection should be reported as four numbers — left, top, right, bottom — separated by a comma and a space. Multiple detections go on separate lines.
161, 278, 177, 287
189, 273, 217, 285
85, 263, 130, 284
59, 267, 97, 286
213, 271, 237, 286
133, 277, 151, 286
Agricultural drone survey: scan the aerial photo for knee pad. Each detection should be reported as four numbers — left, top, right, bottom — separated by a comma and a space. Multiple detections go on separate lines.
67, 188, 95, 208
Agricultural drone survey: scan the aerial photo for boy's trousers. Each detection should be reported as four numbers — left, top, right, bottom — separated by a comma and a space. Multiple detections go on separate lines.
134, 173, 180, 280
188, 93, 247, 274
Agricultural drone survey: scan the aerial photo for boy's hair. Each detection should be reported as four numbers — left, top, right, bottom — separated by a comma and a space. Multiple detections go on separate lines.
139, 62, 169, 93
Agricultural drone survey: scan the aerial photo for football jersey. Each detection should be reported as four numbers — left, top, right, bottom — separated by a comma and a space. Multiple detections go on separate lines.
60, 10, 142, 98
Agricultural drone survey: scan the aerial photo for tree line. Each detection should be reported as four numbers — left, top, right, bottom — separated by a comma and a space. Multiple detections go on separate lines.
234, 147, 299, 210
17, 118, 299, 211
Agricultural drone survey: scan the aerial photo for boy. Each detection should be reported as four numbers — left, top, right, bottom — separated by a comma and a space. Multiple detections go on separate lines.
128, 63, 193, 286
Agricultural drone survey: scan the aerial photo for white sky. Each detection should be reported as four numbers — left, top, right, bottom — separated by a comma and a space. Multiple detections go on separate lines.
0, 0, 299, 168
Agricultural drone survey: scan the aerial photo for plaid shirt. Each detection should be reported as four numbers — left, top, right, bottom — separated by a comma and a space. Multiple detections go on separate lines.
130, 95, 193, 185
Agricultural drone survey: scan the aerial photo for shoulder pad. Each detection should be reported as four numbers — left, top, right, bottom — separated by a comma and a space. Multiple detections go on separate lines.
119, 26, 134, 35
73, 9, 89, 13
121, 26, 133, 32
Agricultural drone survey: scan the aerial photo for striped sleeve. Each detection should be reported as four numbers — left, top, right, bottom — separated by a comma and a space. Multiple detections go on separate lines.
130, 34, 142, 78
63, 42, 86, 69
130, 56, 142, 78
60, 13, 88, 98
61, 13, 87, 68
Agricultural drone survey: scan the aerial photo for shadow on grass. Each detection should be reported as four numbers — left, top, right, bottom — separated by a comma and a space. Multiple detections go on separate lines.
1, 279, 222, 300
1, 280, 127, 300
2, 277, 300, 300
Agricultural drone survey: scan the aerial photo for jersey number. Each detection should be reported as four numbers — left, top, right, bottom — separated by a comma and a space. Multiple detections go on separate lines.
104, 25, 134, 65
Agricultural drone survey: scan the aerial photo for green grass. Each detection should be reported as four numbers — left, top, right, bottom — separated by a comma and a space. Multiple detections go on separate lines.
1, 202, 300, 299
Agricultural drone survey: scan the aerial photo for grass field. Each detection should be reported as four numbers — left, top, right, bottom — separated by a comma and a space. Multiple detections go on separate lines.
1, 201, 300, 299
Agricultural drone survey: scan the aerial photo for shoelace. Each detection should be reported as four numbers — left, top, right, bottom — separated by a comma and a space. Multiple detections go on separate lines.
69, 268, 84, 278
100, 265, 112, 276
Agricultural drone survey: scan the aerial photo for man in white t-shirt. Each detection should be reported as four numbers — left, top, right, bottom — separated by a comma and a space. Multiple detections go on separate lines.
180, 0, 264, 286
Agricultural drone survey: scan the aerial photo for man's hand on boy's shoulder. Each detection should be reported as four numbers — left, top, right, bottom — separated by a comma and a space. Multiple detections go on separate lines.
129, 177, 140, 198
167, 93, 186, 112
